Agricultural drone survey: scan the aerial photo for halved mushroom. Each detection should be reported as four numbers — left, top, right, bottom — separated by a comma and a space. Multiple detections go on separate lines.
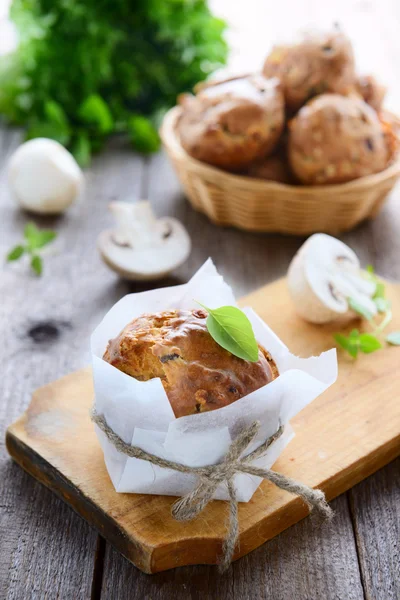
98, 201, 191, 280
287, 234, 377, 324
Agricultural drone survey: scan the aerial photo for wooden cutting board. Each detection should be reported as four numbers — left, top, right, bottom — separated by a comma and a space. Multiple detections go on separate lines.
6, 278, 400, 573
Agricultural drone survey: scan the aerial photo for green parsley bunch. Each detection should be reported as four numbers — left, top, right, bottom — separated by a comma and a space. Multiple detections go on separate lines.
0, 0, 227, 165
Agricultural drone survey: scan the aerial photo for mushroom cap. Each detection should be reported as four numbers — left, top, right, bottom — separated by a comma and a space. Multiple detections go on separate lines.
288, 94, 388, 184
8, 138, 83, 214
288, 234, 377, 324
98, 215, 191, 281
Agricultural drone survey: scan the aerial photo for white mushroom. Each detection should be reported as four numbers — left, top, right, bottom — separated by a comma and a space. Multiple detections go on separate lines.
287, 234, 377, 324
8, 138, 83, 214
98, 201, 191, 280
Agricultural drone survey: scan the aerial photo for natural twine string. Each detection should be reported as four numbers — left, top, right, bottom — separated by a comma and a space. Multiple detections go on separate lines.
91, 408, 333, 572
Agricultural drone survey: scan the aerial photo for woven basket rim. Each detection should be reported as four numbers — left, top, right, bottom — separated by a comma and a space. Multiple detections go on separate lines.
160, 105, 400, 194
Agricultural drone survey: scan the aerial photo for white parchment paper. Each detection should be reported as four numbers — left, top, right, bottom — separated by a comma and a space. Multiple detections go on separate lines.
91, 260, 338, 502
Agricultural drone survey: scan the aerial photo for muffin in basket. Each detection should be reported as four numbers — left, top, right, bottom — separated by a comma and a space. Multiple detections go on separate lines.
103, 308, 279, 418
288, 94, 389, 184
262, 29, 356, 112
356, 74, 386, 112
177, 74, 285, 171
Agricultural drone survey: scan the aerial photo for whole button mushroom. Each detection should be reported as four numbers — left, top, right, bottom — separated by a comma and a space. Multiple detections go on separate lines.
287, 234, 377, 324
98, 201, 191, 280
8, 138, 83, 214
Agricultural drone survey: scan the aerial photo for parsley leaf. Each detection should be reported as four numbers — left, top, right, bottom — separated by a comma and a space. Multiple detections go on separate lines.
0, 2, 227, 164
6, 222, 57, 275
7, 245, 25, 261
30, 255, 43, 276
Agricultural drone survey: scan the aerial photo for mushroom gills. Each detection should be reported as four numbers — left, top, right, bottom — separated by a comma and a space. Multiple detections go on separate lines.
288, 233, 377, 324
98, 200, 191, 281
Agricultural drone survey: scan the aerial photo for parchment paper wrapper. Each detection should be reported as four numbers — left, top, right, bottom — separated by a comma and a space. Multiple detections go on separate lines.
91, 260, 337, 502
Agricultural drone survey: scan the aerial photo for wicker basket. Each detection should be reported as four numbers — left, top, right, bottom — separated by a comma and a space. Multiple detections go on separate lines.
160, 106, 400, 235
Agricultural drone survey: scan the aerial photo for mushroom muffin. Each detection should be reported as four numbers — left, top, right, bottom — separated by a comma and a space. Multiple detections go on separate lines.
177, 74, 285, 171
288, 94, 388, 184
263, 29, 356, 112
247, 153, 294, 184
103, 309, 279, 418
356, 74, 386, 112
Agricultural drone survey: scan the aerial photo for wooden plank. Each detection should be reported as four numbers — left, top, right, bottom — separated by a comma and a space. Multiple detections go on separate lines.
0, 133, 144, 598
5, 278, 400, 575
100, 495, 364, 600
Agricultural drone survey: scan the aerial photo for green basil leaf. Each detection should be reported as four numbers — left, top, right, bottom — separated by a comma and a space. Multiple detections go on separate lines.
348, 297, 373, 321
334, 333, 359, 358
7, 245, 25, 261
30, 254, 43, 276
386, 331, 400, 346
358, 333, 382, 354
200, 304, 259, 362
128, 115, 160, 153
79, 94, 113, 134
349, 329, 359, 339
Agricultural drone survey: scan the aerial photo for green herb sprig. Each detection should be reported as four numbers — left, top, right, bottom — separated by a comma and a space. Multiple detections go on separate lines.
334, 265, 400, 357
197, 302, 259, 362
0, 0, 228, 165
6, 222, 57, 276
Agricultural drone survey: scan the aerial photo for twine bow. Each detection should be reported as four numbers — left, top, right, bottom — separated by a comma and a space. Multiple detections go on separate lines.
91, 408, 333, 572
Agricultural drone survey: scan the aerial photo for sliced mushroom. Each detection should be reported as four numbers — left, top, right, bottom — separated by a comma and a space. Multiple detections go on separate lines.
287, 234, 377, 324
98, 201, 191, 280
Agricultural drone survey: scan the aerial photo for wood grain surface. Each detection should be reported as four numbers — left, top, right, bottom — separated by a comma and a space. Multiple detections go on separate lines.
1, 0, 400, 597
5, 278, 400, 574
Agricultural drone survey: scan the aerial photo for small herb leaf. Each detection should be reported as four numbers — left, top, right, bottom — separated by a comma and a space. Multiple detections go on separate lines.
358, 333, 382, 354
30, 230, 57, 250
334, 333, 359, 358
386, 331, 400, 346
24, 222, 39, 241
199, 303, 259, 362
348, 297, 373, 321
7, 245, 25, 261
374, 281, 385, 299
30, 255, 43, 276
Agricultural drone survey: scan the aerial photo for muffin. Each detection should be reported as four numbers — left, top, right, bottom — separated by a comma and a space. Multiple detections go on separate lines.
103, 308, 279, 418
177, 74, 285, 171
263, 29, 356, 112
247, 153, 294, 184
356, 74, 386, 112
288, 94, 388, 184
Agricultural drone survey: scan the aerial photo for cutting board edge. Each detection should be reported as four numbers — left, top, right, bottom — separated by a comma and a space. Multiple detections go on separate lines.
6, 412, 400, 573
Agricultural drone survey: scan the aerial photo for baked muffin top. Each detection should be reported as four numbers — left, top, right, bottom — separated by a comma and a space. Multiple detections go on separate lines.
103, 309, 278, 418
263, 29, 356, 112
177, 74, 284, 170
288, 94, 388, 184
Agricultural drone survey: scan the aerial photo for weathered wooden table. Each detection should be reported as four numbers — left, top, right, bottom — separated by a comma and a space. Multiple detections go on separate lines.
1, 0, 400, 596
1, 132, 399, 600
